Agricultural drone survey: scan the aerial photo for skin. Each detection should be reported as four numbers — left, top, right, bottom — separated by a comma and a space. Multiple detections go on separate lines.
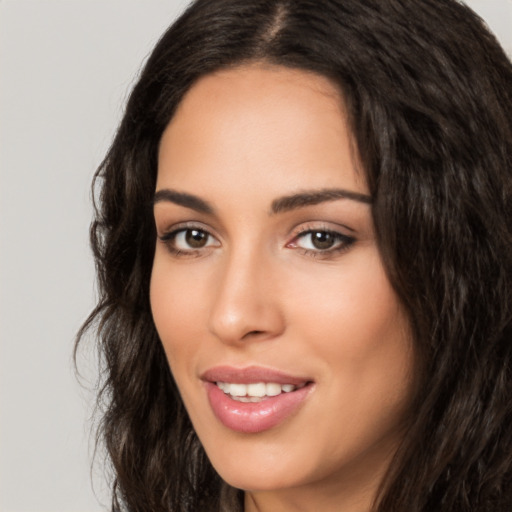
150, 64, 415, 512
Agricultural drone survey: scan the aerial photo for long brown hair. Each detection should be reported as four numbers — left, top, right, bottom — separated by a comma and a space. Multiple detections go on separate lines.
77, 0, 512, 510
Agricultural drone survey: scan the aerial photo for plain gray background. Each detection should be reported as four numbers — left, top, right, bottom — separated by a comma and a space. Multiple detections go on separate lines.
1, 1, 511, 511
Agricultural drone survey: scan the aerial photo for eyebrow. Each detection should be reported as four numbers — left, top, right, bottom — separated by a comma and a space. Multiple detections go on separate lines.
153, 189, 214, 214
270, 188, 372, 214
153, 187, 372, 215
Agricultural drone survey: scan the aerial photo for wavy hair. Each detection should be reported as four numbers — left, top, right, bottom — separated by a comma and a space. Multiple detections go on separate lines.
77, 0, 512, 510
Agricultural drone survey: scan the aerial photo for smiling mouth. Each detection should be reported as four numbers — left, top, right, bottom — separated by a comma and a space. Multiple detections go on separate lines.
202, 367, 314, 432
216, 381, 308, 402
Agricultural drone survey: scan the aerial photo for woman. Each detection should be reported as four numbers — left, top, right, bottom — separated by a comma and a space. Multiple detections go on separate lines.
77, 0, 512, 510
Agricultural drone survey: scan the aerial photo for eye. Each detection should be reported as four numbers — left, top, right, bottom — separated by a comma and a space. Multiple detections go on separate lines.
300, 231, 339, 250
288, 228, 355, 256
159, 226, 220, 255
175, 228, 214, 249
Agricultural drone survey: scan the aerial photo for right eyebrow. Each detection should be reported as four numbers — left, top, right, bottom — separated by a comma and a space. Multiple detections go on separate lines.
270, 188, 372, 214
153, 189, 214, 215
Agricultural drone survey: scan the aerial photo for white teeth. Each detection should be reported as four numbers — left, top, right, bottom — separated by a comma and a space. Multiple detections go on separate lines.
266, 383, 281, 396
216, 381, 300, 400
231, 396, 263, 403
247, 382, 266, 397
229, 383, 247, 397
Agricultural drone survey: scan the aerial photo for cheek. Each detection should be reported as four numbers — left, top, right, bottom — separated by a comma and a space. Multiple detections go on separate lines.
286, 250, 406, 355
149, 256, 205, 366
284, 250, 414, 411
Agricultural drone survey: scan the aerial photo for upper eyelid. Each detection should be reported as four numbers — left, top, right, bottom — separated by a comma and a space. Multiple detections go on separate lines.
156, 220, 357, 243
295, 228, 349, 238
291, 221, 355, 237
291, 228, 355, 244
157, 220, 219, 237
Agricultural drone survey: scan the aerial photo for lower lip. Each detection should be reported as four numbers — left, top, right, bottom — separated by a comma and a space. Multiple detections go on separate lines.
205, 382, 313, 433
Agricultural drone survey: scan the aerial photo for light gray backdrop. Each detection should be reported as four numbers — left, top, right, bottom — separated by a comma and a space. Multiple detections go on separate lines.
1, 1, 511, 511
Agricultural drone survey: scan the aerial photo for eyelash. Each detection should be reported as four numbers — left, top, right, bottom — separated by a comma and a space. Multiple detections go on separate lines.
158, 224, 219, 258
288, 226, 356, 259
158, 224, 356, 259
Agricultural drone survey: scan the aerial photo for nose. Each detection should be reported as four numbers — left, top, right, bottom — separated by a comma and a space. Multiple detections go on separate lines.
207, 247, 285, 345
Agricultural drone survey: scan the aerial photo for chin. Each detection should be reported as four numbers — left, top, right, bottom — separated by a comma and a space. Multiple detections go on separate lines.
220, 468, 302, 493
205, 446, 305, 492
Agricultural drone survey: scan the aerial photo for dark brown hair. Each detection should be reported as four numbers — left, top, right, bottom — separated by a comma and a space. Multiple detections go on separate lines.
77, 0, 512, 510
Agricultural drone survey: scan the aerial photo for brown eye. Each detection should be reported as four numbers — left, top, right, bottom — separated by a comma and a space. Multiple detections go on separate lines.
159, 226, 220, 254
310, 231, 336, 250
290, 229, 356, 255
185, 229, 208, 248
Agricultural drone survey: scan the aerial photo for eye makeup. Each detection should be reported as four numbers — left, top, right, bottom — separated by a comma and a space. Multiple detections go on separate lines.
287, 224, 356, 259
157, 221, 357, 261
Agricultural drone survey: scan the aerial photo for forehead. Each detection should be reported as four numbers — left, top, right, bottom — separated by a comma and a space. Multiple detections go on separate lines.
157, 64, 367, 199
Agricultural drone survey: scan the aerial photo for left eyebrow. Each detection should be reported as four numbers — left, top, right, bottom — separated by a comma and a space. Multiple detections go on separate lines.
270, 188, 372, 214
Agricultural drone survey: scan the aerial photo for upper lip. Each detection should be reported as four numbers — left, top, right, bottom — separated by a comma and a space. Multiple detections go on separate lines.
201, 365, 312, 386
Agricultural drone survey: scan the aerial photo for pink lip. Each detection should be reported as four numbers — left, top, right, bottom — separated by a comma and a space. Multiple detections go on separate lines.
201, 365, 311, 385
201, 366, 314, 434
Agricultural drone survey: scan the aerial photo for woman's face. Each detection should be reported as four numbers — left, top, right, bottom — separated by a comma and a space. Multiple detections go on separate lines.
151, 64, 415, 509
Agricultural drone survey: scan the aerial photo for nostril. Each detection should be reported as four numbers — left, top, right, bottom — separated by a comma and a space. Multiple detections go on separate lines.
242, 330, 265, 339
